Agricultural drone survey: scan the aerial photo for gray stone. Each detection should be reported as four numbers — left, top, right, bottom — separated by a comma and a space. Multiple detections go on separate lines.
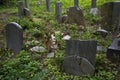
65, 40, 97, 66
67, 7, 85, 26
107, 38, 120, 63
101, 2, 120, 31
46, 0, 51, 12
90, 8, 98, 16
109, 38, 120, 50
74, 0, 79, 7
6, 22, 23, 53
63, 55, 95, 76
55, 2, 62, 23
18, 1, 24, 19
30, 46, 46, 52
47, 52, 54, 58
24, 0, 29, 8
97, 46, 106, 52
63, 55, 83, 76
23, 8, 30, 17
80, 57, 95, 75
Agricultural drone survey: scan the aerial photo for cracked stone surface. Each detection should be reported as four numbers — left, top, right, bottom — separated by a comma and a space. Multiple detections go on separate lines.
63, 55, 95, 76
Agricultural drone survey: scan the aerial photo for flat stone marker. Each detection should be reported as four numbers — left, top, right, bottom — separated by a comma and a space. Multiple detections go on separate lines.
107, 37, 120, 63
6, 22, 23, 53
63, 40, 97, 76
67, 7, 85, 26
101, 2, 120, 31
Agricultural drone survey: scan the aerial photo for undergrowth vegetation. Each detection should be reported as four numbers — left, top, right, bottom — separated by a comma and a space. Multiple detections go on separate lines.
0, 0, 119, 80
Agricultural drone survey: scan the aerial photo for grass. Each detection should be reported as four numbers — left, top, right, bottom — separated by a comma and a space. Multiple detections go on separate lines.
0, 0, 119, 80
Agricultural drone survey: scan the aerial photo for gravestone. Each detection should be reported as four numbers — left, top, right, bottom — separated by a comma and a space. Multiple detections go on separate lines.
18, 1, 24, 18
24, 0, 29, 8
107, 38, 120, 63
101, 2, 120, 31
46, 0, 51, 12
6, 22, 23, 53
63, 55, 95, 76
23, 8, 30, 17
67, 7, 85, 26
74, 0, 79, 7
63, 40, 97, 76
55, 2, 62, 23
90, 0, 98, 15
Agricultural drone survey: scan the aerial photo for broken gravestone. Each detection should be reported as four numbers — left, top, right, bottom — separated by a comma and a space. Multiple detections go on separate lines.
67, 7, 85, 26
100, 2, 120, 31
6, 22, 23, 53
63, 40, 97, 76
107, 37, 120, 63
63, 55, 95, 76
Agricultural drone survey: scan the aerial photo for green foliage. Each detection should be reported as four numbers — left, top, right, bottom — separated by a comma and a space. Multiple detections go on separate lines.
0, 0, 118, 80
0, 51, 49, 80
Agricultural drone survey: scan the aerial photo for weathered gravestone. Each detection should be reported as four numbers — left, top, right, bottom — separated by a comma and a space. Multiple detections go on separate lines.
67, 7, 85, 26
74, 0, 79, 7
55, 2, 62, 23
46, 0, 51, 12
63, 40, 97, 76
18, 1, 24, 18
101, 2, 120, 31
107, 37, 120, 63
24, 0, 29, 8
6, 22, 23, 53
90, 0, 98, 15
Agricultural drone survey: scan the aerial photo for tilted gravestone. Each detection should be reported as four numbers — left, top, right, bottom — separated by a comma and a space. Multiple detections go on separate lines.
63, 40, 97, 76
90, 0, 98, 15
46, 0, 51, 12
6, 22, 23, 53
67, 7, 85, 26
101, 2, 120, 31
55, 2, 62, 23
107, 37, 120, 63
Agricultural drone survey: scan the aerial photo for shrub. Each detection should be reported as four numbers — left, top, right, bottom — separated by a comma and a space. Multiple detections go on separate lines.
0, 0, 16, 6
